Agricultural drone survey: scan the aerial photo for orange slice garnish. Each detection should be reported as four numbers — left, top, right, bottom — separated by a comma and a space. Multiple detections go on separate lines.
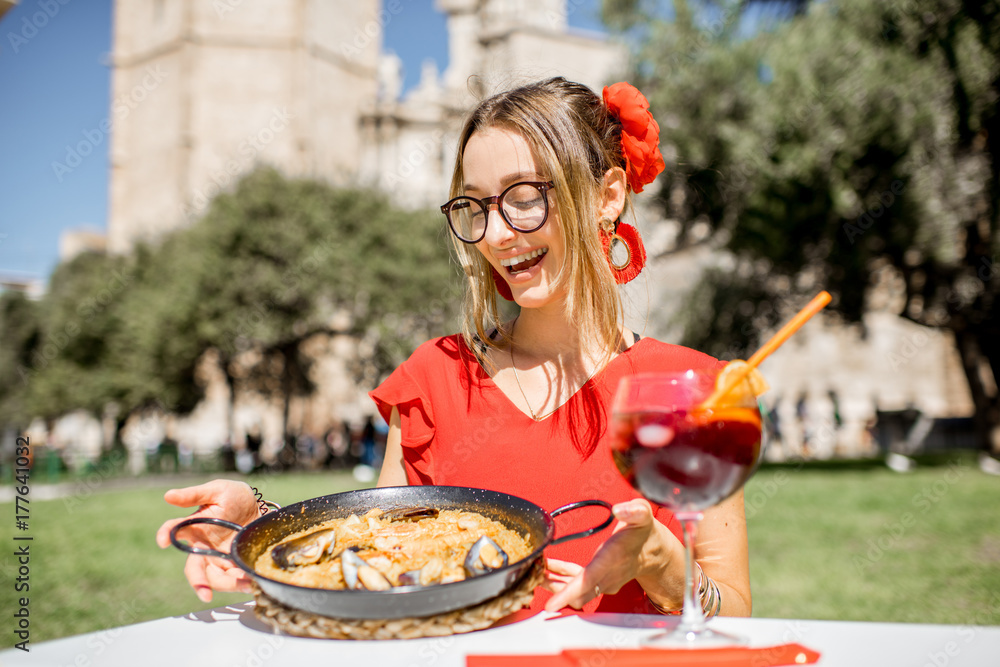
713, 360, 770, 407
691, 405, 763, 429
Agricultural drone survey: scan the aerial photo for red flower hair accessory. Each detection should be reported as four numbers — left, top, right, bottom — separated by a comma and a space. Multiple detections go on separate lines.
602, 82, 666, 193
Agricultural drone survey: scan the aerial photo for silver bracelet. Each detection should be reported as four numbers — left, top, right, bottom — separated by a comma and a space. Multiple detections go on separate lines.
645, 562, 722, 617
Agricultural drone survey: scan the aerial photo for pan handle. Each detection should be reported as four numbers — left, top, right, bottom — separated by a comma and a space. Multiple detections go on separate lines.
548, 499, 614, 547
169, 517, 243, 561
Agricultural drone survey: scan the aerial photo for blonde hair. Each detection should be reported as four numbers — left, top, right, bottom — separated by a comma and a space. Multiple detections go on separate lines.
448, 77, 634, 364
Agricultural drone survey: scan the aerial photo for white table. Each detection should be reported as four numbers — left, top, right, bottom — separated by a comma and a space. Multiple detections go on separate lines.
3, 604, 998, 666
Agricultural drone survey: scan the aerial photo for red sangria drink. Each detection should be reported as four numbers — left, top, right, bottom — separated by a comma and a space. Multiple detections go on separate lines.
611, 367, 765, 648
611, 405, 761, 511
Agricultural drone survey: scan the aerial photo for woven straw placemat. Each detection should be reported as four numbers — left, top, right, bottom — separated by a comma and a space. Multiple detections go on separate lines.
252, 558, 543, 640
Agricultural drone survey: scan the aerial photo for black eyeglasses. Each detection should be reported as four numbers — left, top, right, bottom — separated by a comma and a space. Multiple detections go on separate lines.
440, 181, 555, 244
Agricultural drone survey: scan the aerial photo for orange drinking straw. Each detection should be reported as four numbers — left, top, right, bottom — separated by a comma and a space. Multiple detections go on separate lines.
702, 290, 832, 409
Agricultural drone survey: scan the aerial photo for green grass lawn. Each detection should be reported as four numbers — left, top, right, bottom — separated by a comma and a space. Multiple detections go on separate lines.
1, 456, 998, 646
745, 456, 1000, 625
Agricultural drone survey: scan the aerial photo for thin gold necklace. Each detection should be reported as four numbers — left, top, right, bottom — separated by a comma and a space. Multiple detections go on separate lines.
508, 317, 609, 422
506, 320, 633, 421
509, 317, 555, 421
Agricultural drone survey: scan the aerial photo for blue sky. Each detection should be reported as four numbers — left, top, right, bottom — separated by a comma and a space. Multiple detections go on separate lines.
0, 0, 605, 282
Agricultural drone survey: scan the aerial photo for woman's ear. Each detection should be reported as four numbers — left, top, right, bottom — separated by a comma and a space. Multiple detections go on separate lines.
599, 167, 628, 221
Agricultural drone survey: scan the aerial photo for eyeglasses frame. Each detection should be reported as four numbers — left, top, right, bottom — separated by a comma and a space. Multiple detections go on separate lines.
440, 181, 556, 244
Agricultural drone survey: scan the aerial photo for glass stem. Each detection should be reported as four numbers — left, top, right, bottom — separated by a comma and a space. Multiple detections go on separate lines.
676, 511, 705, 633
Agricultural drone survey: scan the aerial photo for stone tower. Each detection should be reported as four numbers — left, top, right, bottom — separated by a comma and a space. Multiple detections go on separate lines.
358, 0, 625, 208
447, 0, 623, 95
107, 0, 380, 253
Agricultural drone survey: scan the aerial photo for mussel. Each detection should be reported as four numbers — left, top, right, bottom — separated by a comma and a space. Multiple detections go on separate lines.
397, 556, 444, 587
397, 569, 422, 587
340, 548, 393, 591
270, 527, 337, 570
463, 535, 509, 578
383, 507, 440, 523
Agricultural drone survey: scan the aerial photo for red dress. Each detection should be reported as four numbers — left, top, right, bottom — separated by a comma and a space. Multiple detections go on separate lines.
369, 334, 723, 614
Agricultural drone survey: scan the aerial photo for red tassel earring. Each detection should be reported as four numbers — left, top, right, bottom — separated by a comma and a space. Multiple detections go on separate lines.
600, 218, 647, 284
491, 266, 514, 301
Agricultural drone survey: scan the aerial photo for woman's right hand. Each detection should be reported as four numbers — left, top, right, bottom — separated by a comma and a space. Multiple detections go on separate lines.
154, 480, 262, 602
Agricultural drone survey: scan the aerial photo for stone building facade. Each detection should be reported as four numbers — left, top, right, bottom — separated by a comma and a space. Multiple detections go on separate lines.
107, 0, 623, 252
107, 0, 382, 253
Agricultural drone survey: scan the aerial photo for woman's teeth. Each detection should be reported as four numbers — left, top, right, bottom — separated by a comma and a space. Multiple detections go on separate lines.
501, 248, 547, 274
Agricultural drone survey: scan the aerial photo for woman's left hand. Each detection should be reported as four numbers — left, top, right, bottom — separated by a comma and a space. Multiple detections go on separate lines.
543, 498, 680, 611
541, 558, 583, 595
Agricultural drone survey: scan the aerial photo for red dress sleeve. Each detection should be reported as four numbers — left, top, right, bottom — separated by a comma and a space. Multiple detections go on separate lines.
369, 349, 437, 486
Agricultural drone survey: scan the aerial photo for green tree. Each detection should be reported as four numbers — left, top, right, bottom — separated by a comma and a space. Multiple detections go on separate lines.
0, 291, 41, 426
1, 169, 460, 443
111, 168, 460, 434
606, 0, 1000, 446
20, 251, 134, 420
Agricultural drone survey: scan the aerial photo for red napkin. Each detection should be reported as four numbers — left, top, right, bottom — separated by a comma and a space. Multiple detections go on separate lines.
466, 643, 820, 667
466, 656, 575, 667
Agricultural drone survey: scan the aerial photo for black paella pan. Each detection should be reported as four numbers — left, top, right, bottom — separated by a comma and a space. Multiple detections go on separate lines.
170, 485, 613, 619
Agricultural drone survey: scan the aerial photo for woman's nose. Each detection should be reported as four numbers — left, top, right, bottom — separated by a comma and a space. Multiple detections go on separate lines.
482, 206, 515, 246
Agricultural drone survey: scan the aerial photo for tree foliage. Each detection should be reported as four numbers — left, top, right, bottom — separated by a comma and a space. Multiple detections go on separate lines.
0, 291, 41, 426
0, 169, 460, 433
16, 251, 133, 419
606, 0, 1000, 444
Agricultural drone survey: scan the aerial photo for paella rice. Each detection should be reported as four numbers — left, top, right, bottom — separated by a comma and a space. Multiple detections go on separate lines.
253, 507, 532, 590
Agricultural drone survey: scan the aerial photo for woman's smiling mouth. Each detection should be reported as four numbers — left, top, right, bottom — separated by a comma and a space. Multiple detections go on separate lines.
500, 248, 548, 274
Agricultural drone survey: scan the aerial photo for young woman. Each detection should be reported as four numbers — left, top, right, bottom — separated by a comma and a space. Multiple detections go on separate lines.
156, 77, 751, 618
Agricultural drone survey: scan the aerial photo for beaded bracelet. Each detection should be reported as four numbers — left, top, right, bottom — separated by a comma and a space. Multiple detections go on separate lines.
645, 562, 722, 617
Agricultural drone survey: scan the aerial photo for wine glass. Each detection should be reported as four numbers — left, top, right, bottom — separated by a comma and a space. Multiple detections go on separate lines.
611, 369, 763, 647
